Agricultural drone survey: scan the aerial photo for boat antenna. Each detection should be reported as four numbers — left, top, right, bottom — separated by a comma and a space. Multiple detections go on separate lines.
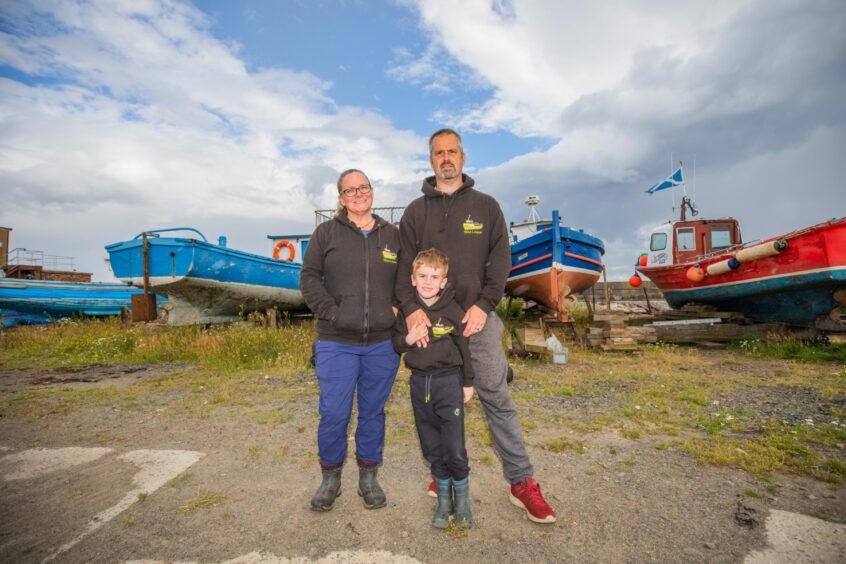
524, 195, 541, 223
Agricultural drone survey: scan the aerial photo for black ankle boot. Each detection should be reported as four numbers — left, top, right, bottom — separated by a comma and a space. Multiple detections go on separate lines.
310, 467, 342, 511
358, 466, 386, 509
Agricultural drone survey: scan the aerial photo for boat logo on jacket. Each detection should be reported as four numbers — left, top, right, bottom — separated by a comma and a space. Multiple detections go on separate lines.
381, 245, 398, 264
431, 318, 454, 338
462, 215, 483, 235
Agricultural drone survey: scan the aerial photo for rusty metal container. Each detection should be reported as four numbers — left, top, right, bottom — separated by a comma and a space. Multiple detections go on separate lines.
131, 293, 157, 322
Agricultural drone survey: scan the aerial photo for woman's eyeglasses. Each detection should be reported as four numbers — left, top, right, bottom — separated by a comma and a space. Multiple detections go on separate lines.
340, 184, 372, 197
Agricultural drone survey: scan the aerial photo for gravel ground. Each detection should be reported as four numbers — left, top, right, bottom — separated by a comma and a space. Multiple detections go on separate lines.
0, 360, 844, 563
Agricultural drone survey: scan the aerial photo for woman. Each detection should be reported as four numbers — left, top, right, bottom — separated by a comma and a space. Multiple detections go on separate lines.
300, 168, 401, 512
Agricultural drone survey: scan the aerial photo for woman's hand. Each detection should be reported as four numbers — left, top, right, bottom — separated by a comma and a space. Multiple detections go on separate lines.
405, 322, 429, 346
463, 386, 475, 403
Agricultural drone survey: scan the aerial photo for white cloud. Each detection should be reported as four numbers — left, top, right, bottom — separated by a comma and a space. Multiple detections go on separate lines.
0, 0, 426, 279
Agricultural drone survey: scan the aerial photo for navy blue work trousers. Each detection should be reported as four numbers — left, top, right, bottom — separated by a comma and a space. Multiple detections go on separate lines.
409, 367, 469, 481
315, 339, 400, 465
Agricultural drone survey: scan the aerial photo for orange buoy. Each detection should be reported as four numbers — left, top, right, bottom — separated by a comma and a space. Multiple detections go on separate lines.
686, 265, 705, 282
273, 240, 296, 262
628, 274, 643, 288
638, 254, 648, 267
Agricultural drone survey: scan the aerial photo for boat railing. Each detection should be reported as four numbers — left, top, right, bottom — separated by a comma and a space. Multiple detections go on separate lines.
132, 228, 208, 242
315, 206, 406, 226
7, 248, 75, 271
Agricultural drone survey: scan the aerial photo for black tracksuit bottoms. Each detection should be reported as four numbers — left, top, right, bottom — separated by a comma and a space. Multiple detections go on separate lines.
409, 366, 469, 481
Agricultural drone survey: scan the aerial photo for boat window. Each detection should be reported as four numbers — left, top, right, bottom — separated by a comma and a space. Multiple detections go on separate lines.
650, 233, 667, 251
677, 228, 695, 251
711, 226, 732, 249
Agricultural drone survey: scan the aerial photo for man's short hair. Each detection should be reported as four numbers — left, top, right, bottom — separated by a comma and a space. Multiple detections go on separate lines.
413, 248, 449, 276
428, 128, 464, 156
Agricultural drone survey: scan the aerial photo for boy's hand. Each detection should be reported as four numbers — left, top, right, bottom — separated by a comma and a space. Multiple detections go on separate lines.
406, 309, 431, 348
405, 322, 429, 346
463, 386, 475, 403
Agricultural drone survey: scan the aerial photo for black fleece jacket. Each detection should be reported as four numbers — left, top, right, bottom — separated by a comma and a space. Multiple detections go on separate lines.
395, 174, 511, 317
301, 212, 400, 346
392, 285, 475, 386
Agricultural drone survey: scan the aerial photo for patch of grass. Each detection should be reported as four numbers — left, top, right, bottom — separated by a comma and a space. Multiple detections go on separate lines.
137, 491, 148, 502
180, 491, 226, 512
731, 339, 846, 363
584, 468, 597, 476
765, 484, 780, 496
445, 521, 470, 539
245, 445, 264, 461
541, 437, 587, 455
743, 488, 761, 498
479, 454, 496, 466
681, 395, 709, 406
166, 472, 193, 488
681, 422, 846, 483
622, 428, 641, 440
0, 318, 316, 371
123, 516, 135, 528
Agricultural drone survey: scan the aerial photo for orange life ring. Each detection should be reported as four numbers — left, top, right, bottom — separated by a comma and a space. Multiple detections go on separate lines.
273, 240, 296, 262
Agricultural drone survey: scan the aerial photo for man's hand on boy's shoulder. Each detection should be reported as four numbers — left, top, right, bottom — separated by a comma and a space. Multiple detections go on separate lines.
463, 386, 475, 404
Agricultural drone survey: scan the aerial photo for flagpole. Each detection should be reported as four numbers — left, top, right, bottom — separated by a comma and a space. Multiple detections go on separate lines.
670, 153, 675, 212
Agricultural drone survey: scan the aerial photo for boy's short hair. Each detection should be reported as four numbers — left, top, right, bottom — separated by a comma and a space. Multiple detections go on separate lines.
412, 248, 449, 277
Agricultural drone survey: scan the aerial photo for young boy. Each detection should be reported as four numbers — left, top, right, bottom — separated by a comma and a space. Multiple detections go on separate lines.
393, 248, 475, 529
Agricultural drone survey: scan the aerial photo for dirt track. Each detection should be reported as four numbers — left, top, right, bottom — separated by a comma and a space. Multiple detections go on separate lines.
1, 361, 844, 563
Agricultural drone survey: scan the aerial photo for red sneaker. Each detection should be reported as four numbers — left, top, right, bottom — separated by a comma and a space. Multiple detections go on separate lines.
510, 477, 557, 523
427, 479, 437, 498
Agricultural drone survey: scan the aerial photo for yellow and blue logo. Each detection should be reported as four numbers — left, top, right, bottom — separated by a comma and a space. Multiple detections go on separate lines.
432, 318, 454, 338
462, 215, 483, 235
382, 246, 397, 263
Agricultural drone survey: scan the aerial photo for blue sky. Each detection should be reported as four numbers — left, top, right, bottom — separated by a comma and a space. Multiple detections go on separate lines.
1, 0, 844, 282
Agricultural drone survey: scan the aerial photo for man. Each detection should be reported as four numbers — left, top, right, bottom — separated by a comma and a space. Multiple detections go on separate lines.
395, 128, 557, 523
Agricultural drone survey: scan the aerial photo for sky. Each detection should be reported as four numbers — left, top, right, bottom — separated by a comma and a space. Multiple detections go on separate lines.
1, 0, 844, 282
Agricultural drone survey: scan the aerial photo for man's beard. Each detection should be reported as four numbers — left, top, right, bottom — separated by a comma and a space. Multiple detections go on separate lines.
440, 165, 458, 180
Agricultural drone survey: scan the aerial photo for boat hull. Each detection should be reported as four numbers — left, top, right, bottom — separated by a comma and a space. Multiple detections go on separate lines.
105, 235, 306, 325
638, 218, 846, 329
506, 211, 605, 318
0, 279, 145, 319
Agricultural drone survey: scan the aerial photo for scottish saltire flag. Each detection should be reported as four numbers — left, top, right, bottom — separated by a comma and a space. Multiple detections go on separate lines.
645, 167, 684, 194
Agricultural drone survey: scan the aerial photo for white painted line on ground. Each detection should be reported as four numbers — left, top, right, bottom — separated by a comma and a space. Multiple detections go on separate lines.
126, 550, 424, 564
744, 509, 846, 564
43, 448, 205, 563
1, 447, 114, 481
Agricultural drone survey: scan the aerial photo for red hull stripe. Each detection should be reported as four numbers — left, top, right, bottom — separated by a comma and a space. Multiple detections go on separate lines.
511, 253, 553, 272
564, 252, 604, 268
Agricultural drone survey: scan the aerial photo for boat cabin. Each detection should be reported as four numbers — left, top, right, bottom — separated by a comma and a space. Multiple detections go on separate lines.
266, 234, 310, 264
645, 218, 742, 267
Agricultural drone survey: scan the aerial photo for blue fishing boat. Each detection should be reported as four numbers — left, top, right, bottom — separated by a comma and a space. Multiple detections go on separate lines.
506, 197, 605, 320
105, 228, 306, 325
0, 278, 146, 322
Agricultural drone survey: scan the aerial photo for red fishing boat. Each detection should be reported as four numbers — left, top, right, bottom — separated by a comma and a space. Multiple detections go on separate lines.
631, 196, 846, 331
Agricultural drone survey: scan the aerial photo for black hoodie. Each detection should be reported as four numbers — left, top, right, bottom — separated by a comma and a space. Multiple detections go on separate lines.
392, 284, 475, 386
395, 174, 511, 317
301, 212, 400, 346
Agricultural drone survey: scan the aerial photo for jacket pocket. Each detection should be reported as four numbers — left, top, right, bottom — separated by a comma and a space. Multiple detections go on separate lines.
333, 294, 364, 332
368, 293, 396, 333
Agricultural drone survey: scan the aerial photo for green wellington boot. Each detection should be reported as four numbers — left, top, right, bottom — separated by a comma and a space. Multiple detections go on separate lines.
432, 477, 453, 529
453, 477, 473, 528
